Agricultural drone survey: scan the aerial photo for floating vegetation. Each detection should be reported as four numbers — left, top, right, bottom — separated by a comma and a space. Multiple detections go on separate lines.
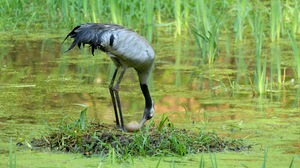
30, 115, 250, 157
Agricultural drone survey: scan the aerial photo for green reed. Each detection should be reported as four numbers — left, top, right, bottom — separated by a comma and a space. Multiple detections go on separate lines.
261, 148, 268, 168
292, 0, 300, 34
209, 152, 218, 168
174, 0, 182, 36
288, 31, 300, 79
195, 0, 211, 35
61, 0, 69, 22
289, 156, 300, 168
235, 44, 249, 85
254, 12, 267, 94
271, 44, 282, 84
110, 0, 122, 25
193, 0, 222, 65
145, 0, 154, 42
1, 0, 299, 38
270, 0, 282, 42
9, 138, 16, 168
90, 0, 99, 23
175, 40, 182, 87
233, 0, 252, 41
183, 1, 190, 28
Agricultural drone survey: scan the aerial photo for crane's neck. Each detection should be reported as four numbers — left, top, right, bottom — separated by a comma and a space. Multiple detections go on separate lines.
140, 84, 154, 120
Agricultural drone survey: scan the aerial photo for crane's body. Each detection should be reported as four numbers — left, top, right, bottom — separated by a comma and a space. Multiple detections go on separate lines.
63, 23, 155, 131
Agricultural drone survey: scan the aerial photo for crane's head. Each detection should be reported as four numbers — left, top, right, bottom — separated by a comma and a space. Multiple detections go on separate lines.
140, 99, 155, 127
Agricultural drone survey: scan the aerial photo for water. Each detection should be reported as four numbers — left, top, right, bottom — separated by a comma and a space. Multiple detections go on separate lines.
0, 32, 299, 167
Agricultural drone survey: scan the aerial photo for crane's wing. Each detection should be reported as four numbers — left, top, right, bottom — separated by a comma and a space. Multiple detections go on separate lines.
62, 23, 124, 55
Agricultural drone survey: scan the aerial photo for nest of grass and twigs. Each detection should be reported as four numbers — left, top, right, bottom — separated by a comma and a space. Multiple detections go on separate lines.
30, 113, 251, 157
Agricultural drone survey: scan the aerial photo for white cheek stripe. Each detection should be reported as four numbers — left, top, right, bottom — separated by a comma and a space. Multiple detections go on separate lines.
150, 108, 155, 117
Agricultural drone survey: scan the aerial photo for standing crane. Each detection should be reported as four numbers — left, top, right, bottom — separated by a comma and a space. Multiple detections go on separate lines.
62, 23, 155, 131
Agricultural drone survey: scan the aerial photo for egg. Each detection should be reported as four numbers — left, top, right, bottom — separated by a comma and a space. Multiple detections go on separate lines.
125, 121, 141, 132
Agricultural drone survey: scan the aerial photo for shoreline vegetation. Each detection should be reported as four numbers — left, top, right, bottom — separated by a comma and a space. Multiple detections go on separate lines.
1, 0, 299, 38
29, 112, 250, 157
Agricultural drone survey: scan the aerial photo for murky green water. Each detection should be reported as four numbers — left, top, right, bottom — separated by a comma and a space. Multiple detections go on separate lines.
0, 31, 299, 167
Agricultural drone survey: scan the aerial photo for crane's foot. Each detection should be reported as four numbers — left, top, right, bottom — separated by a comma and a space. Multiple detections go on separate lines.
115, 122, 126, 132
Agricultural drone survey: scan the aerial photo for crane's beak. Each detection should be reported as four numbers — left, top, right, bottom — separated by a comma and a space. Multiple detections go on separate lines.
139, 118, 148, 128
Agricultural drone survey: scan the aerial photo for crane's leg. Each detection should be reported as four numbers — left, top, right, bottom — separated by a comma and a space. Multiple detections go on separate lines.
109, 67, 126, 131
109, 68, 120, 128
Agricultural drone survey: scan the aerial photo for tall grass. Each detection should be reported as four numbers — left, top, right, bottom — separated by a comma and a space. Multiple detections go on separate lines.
270, 0, 283, 42
193, 0, 222, 65
261, 148, 268, 168
174, 0, 182, 36
291, 0, 300, 34
0, 0, 298, 42
9, 138, 16, 168
196, 0, 211, 35
145, 0, 155, 42
288, 31, 300, 79
233, 0, 252, 41
271, 44, 282, 84
235, 44, 249, 84
110, 0, 122, 25
183, 0, 190, 28
254, 12, 267, 94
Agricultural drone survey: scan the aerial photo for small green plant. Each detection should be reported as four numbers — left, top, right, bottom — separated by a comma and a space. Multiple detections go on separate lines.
271, 44, 282, 84
79, 106, 87, 130
9, 138, 16, 168
157, 113, 173, 132
261, 148, 268, 168
199, 154, 205, 168
155, 157, 163, 168
209, 152, 218, 168
193, 23, 221, 65
193, 0, 223, 65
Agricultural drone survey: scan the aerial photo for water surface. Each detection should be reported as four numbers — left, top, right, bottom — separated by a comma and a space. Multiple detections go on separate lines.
0, 31, 299, 167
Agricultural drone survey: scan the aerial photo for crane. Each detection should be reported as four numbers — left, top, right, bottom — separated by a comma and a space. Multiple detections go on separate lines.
62, 23, 155, 131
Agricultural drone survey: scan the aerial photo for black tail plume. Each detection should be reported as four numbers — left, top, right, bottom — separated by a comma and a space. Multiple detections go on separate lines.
62, 23, 103, 55
62, 23, 124, 56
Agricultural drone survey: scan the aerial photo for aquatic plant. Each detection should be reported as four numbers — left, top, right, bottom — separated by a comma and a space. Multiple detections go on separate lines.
254, 12, 267, 94
233, 0, 252, 41
183, 0, 190, 28
270, 0, 283, 42
288, 31, 300, 79
271, 44, 282, 85
145, 0, 155, 42
193, 0, 222, 65
261, 148, 268, 168
110, 0, 122, 25
174, 0, 182, 36
291, 0, 300, 34
9, 138, 16, 168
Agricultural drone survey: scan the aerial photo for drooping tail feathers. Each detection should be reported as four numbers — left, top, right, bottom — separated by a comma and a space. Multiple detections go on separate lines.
62, 23, 124, 55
